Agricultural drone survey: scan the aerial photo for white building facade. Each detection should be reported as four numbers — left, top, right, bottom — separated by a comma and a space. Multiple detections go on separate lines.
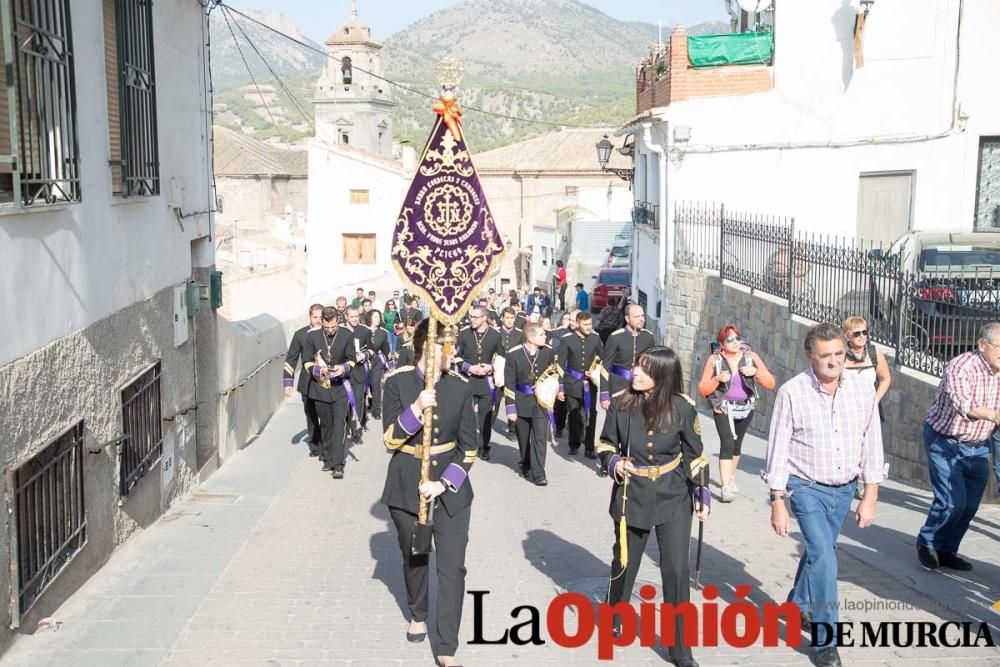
0, 0, 217, 647
625, 0, 1000, 338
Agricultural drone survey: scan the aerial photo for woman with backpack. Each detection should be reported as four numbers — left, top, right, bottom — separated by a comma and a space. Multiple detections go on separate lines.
697, 325, 776, 503
842, 316, 891, 499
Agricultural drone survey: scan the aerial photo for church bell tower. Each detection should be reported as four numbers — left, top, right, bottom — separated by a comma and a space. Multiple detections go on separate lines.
314, 2, 396, 157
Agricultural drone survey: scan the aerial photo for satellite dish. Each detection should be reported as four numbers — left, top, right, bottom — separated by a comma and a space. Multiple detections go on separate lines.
737, 0, 773, 12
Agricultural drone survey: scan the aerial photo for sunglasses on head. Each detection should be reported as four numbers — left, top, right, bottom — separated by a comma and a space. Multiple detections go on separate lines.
850, 330, 869, 338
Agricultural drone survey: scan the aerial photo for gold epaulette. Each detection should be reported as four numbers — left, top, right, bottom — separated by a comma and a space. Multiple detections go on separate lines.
447, 369, 469, 382
561, 332, 573, 338
610, 328, 627, 336
514, 327, 523, 332
385, 365, 414, 379
679, 393, 695, 406
508, 344, 523, 353
596, 441, 617, 454
641, 328, 653, 335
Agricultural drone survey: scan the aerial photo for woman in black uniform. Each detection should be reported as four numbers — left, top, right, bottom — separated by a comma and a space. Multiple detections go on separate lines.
364, 309, 391, 420
597, 346, 710, 667
381, 319, 478, 667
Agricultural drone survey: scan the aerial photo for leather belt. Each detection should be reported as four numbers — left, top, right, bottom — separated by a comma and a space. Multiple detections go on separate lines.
630, 454, 682, 480
399, 441, 456, 458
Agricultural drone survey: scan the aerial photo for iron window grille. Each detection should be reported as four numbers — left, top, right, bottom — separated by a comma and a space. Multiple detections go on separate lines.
0, 0, 81, 207
120, 361, 162, 497
107, 0, 159, 197
7, 421, 87, 626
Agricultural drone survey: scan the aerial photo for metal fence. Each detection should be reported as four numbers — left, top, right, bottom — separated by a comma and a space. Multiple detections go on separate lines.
8, 421, 87, 623
672, 201, 1000, 377
120, 362, 163, 497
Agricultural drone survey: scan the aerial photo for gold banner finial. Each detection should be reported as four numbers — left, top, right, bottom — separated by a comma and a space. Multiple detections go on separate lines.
437, 57, 465, 101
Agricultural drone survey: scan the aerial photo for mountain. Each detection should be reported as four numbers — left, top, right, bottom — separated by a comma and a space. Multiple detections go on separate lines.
209, 8, 325, 91
210, 1, 730, 150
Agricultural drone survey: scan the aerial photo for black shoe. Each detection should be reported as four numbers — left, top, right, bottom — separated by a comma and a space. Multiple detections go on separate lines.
534, 478, 548, 486
406, 629, 426, 643
812, 647, 841, 667
352, 435, 362, 445
597, 468, 608, 478
801, 610, 813, 627
480, 449, 491, 461
584, 451, 597, 459
308, 449, 320, 457
673, 659, 699, 667
322, 462, 334, 472
371, 412, 381, 420
568, 447, 579, 455
938, 552, 973, 571
555, 429, 563, 438
916, 544, 939, 569
331, 467, 344, 479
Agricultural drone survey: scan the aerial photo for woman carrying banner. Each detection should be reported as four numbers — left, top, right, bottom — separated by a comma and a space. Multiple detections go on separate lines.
381, 319, 478, 667
697, 325, 775, 502
598, 346, 710, 667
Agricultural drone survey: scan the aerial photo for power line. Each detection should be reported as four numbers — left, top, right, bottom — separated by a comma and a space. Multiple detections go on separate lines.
217, 2, 609, 131
223, 6, 315, 133
220, 6, 276, 126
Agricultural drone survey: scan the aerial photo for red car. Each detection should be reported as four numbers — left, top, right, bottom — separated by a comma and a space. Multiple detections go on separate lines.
591, 268, 630, 313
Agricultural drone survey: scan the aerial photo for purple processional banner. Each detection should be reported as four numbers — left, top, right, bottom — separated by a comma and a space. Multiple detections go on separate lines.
391, 114, 504, 326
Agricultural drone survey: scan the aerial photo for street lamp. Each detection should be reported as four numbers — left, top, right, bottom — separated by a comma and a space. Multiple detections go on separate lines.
595, 134, 634, 183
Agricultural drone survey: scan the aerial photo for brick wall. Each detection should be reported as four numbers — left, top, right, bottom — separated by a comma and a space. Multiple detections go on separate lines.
665, 268, 998, 501
636, 24, 773, 114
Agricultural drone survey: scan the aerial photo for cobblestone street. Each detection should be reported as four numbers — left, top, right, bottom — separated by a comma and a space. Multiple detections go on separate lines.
5, 397, 1000, 666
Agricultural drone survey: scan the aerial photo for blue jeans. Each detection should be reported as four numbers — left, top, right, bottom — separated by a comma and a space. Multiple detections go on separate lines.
785, 475, 855, 649
387, 330, 398, 354
917, 424, 990, 555
992, 428, 1000, 488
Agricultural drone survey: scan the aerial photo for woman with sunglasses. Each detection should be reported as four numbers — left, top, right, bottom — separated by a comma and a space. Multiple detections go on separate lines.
842, 316, 892, 498
383, 299, 400, 353
697, 325, 775, 503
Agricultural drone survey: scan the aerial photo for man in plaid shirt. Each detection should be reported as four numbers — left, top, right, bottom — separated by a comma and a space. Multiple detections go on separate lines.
764, 323, 885, 667
917, 322, 1000, 571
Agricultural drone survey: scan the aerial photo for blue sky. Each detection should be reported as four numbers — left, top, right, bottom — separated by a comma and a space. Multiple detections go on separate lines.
225, 0, 729, 44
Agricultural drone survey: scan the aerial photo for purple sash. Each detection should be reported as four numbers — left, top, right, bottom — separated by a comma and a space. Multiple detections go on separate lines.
610, 365, 633, 380
377, 351, 388, 370
566, 367, 592, 414
338, 376, 362, 429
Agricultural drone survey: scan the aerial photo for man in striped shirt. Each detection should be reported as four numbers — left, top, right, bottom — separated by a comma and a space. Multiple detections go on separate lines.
917, 322, 1000, 571
764, 323, 885, 667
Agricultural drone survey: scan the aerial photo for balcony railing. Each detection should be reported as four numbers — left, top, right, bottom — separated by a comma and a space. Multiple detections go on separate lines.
633, 202, 657, 226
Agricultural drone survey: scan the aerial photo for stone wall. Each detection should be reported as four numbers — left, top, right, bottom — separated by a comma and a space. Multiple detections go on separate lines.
0, 285, 203, 645
666, 269, 996, 500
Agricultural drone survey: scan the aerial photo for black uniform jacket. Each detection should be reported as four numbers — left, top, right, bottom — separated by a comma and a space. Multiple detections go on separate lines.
486, 309, 501, 327
599, 327, 656, 400
503, 345, 557, 420
284, 325, 316, 395
559, 332, 604, 400
514, 312, 528, 330
597, 394, 709, 530
344, 325, 373, 385
301, 327, 356, 403
370, 327, 391, 370
381, 367, 477, 517
497, 326, 523, 357
395, 335, 415, 368
454, 326, 503, 397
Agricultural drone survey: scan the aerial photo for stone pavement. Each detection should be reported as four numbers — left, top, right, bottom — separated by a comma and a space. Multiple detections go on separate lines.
4, 396, 999, 666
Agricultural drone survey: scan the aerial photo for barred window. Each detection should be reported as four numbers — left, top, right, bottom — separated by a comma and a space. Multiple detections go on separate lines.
104, 0, 159, 197
120, 362, 162, 496
8, 421, 87, 624
0, 0, 81, 207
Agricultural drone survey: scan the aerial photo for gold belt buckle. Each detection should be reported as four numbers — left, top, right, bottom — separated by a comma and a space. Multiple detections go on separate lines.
648, 464, 660, 479
412, 445, 425, 458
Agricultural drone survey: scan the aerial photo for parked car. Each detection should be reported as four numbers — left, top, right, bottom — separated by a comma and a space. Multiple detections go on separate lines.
606, 243, 631, 267
591, 268, 631, 313
871, 231, 1000, 356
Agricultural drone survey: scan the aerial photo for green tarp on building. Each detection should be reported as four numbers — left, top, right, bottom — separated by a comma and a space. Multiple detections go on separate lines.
687, 31, 773, 68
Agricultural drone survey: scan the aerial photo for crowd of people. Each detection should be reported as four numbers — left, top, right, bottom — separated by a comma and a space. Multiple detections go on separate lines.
283, 287, 1000, 667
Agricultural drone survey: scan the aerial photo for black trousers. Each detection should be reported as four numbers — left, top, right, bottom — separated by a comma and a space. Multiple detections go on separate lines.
554, 397, 567, 433
302, 394, 321, 446
350, 380, 367, 438
559, 283, 568, 310
473, 393, 494, 453
567, 395, 598, 452
607, 515, 694, 661
389, 504, 471, 656
516, 414, 549, 482
713, 411, 752, 460
369, 365, 385, 417
315, 399, 349, 468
